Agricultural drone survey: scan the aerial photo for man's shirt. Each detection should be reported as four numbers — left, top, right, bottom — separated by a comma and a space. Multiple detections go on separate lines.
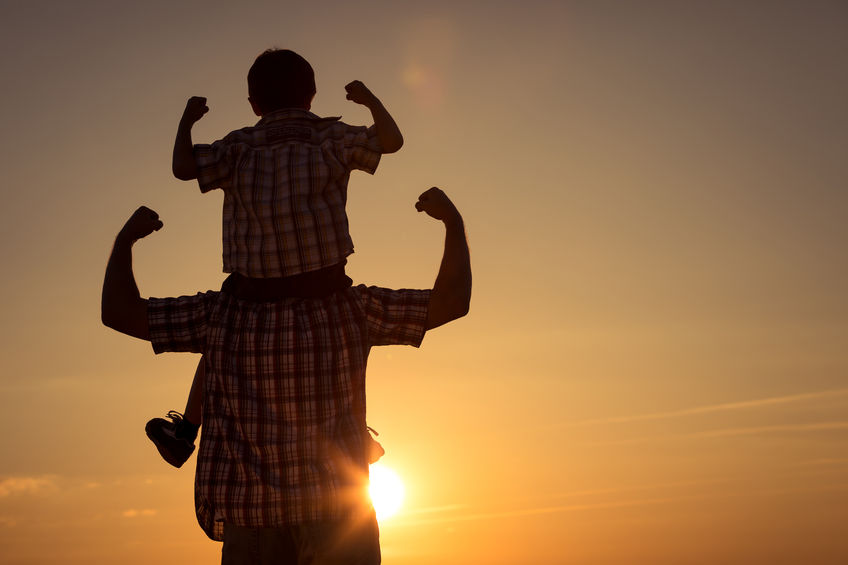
148, 285, 429, 540
194, 109, 383, 278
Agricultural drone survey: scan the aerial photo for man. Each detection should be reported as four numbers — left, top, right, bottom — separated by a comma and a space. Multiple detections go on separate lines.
101, 187, 471, 564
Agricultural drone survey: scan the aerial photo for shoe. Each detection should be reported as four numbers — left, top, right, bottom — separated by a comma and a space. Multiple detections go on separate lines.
367, 426, 385, 464
145, 411, 197, 468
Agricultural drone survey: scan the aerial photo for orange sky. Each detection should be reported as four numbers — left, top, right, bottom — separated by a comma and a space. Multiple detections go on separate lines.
1, 1, 847, 564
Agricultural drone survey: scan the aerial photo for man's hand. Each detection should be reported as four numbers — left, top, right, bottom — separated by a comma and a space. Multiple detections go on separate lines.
344, 80, 378, 107
117, 206, 163, 245
415, 187, 461, 224
181, 96, 209, 125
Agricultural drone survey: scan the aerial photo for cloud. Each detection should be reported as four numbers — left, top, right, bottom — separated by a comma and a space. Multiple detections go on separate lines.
548, 477, 742, 501
790, 457, 848, 468
584, 420, 848, 446
396, 495, 708, 527
400, 504, 468, 517
122, 509, 157, 518
561, 387, 848, 427
396, 483, 848, 528
0, 476, 58, 498
690, 421, 848, 439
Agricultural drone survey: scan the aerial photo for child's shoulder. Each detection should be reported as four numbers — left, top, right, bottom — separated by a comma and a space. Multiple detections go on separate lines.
214, 123, 261, 144
212, 114, 368, 146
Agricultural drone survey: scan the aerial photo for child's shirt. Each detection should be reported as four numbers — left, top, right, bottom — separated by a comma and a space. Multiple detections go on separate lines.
194, 109, 383, 278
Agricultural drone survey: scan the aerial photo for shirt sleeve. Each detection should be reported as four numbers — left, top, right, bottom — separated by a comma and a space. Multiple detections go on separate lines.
148, 292, 216, 354
342, 125, 383, 175
358, 286, 430, 347
193, 138, 234, 193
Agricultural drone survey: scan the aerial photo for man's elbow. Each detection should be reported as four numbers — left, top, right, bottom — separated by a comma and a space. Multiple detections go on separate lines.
382, 136, 404, 154
453, 297, 470, 320
101, 307, 127, 333
101, 300, 149, 340
172, 167, 198, 181
426, 296, 470, 330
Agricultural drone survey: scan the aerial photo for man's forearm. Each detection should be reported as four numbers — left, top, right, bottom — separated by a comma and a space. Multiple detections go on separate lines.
427, 215, 471, 329
172, 119, 198, 180
367, 98, 403, 154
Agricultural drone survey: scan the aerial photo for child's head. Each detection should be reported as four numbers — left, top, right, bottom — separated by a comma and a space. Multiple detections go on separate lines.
248, 49, 316, 115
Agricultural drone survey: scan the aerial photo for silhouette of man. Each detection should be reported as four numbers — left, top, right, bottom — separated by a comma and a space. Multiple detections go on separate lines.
101, 187, 471, 564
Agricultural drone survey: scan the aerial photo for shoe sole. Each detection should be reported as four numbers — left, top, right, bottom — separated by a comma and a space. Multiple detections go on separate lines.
145, 420, 194, 468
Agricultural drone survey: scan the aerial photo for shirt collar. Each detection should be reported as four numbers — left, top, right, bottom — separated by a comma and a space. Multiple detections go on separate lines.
257, 108, 341, 125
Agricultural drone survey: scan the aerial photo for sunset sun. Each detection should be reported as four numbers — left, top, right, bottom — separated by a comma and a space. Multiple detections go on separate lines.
368, 463, 405, 521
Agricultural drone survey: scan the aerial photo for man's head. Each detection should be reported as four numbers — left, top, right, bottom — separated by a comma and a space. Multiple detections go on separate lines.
248, 49, 316, 115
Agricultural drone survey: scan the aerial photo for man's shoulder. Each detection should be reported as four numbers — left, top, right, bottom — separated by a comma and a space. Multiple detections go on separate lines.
150, 289, 221, 307
349, 284, 431, 305
346, 285, 431, 346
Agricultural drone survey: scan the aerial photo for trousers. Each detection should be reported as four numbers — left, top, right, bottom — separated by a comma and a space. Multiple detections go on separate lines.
221, 514, 381, 565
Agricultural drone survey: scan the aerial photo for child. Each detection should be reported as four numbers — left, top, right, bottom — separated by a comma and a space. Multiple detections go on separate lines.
145, 48, 402, 467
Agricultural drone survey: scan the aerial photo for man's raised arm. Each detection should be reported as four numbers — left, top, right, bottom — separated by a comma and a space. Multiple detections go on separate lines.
101, 206, 163, 340
416, 187, 472, 330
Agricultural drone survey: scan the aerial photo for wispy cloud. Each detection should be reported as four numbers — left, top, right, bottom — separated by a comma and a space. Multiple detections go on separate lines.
790, 457, 848, 468
691, 421, 848, 438
548, 477, 741, 501
0, 476, 58, 498
396, 495, 708, 527
561, 387, 848, 427
400, 504, 468, 517
122, 509, 157, 518
583, 420, 848, 446
395, 483, 848, 527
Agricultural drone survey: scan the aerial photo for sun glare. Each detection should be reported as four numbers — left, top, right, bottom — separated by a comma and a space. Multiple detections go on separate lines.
369, 463, 405, 521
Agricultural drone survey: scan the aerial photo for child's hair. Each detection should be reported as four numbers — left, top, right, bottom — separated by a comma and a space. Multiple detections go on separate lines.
247, 49, 316, 113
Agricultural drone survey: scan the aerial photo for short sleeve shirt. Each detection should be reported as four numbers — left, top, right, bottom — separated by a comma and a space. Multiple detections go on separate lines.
148, 285, 430, 540
193, 109, 383, 278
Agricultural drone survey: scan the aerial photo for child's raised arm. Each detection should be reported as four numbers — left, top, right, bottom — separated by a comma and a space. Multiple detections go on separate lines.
172, 96, 209, 181
345, 81, 403, 154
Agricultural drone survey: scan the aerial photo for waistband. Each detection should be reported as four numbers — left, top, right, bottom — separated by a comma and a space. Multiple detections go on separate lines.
221, 262, 352, 301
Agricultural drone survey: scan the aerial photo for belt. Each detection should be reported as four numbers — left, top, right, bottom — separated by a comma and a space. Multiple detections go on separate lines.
221, 262, 352, 301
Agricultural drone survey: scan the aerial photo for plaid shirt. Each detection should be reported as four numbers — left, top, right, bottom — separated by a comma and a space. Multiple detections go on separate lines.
148, 285, 430, 540
194, 109, 383, 278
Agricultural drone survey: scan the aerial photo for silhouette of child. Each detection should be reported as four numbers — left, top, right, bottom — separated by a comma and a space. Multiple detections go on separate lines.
146, 48, 402, 467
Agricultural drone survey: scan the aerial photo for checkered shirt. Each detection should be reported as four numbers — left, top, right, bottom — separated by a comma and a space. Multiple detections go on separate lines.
194, 109, 383, 278
148, 285, 430, 541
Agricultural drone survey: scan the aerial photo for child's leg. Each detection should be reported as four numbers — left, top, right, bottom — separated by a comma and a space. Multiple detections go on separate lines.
144, 357, 203, 468
183, 358, 204, 426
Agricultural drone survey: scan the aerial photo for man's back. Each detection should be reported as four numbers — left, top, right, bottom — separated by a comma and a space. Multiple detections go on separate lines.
148, 284, 430, 539
102, 187, 470, 563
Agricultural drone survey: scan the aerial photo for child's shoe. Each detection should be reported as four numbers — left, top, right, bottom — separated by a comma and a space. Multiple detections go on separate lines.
145, 411, 197, 468
367, 426, 385, 464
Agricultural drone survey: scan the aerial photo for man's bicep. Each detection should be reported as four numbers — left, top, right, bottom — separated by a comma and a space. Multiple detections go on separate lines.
103, 297, 151, 341
425, 289, 451, 330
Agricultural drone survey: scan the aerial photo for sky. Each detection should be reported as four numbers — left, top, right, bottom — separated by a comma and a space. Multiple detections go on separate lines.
0, 0, 846, 563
